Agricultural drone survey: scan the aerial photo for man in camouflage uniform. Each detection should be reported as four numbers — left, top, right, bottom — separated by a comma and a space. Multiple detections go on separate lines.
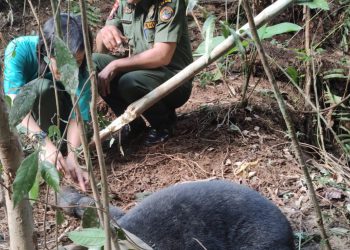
93, 0, 192, 146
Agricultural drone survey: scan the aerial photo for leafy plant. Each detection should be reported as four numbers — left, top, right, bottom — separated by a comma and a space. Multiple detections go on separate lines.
323, 85, 350, 154
4, 95, 12, 109
48, 125, 62, 143
194, 22, 302, 56
197, 69, 222, 87
323, 68, 350, 80
339, 0, 350, 52
286, 67, 300, 85
12, 151, 61, 207
298, 0, 330, 10
54, 36, 79, 95
68, 0, 102, 27
68, 228, 105, 248
12, 150, 39, 207
8, 82, 38, 127
28, 171, 40, 203
257, 23, 302, 40
202, 15, 217, 57
40, 160, 60, 192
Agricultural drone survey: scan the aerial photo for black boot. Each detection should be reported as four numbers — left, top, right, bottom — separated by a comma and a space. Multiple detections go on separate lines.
119, 117, 147, 146
144, 127, 173, 146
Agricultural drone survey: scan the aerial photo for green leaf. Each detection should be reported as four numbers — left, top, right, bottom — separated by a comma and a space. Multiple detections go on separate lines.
28, 172, 40, 204
48, 125, 62, 142
226, 40, 249, 55
220, 21, 231, 38
323, 69, 345, 75
330, 227, 350, 236
40, 160, 60, 192
231, 28, 245, 56
9, 82, 38, 127
258, 23, 302, 40
286, 67, 299, 85
323, 74, 350, 80
213, 68, 223, 81
300, 0, 329, 10
54, 36, 79, 95
194, 36, 225, 56
82, 208, 100, 228
202, 15, 216, 57
12, 151, 39, 207
324, 85, 344, 107
56, 210, 65, 225
4, 95, 12, 109
68, 228, 105, 248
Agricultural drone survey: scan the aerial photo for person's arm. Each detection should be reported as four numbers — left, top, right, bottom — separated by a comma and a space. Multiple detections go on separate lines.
65, 120, 88, 191
4, 37, 71, 179
96, 0, 125, 53
19, 112, 69, 174
98, 42, 176, 96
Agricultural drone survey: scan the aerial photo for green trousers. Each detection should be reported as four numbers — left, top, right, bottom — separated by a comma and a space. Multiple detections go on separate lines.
22, 78, 72, 134
92, 53, 192, 130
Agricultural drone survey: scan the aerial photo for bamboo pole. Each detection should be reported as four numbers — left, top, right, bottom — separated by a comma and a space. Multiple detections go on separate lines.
92, 0, 295, 144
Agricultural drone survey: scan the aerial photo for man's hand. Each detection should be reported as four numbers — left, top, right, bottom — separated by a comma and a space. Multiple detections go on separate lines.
98, 61, 119, 96
97, 25, 127, 53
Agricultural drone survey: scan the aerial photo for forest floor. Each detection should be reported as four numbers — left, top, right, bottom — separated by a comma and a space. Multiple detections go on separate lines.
0, 1, 350, 250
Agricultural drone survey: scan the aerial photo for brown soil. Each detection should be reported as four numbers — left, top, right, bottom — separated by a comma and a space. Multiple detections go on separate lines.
1, 1, 350, 250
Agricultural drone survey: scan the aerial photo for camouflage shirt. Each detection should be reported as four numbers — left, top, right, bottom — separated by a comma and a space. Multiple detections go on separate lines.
106, 0, 193, 71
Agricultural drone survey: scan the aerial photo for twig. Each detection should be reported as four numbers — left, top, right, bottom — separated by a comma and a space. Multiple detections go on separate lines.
57, 225, 73, 242
43, 186, 50, 250
304, 6, 312, 97
78, 0, 115, 249
50, 0, 63, 38
242, 2, 332, 249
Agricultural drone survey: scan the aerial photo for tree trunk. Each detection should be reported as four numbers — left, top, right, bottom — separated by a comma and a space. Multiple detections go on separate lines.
0, 89, 36, 249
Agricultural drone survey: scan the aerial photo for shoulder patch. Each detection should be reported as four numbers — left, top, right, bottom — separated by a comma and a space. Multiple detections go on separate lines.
159, 6, 174, 22
144, 21, 157, 29
159, 0, 172, 6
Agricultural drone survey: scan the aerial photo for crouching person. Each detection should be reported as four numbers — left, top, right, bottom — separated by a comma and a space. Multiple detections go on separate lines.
93, 0, 193, 146
3, 14, 91, 191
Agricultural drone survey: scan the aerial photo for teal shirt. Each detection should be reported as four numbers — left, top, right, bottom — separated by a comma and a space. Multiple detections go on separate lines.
3, 36, 91, 121
4, 36, 39, 94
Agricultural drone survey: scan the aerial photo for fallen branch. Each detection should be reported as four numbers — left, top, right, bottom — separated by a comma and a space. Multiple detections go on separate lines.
91, 0, 294, 146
